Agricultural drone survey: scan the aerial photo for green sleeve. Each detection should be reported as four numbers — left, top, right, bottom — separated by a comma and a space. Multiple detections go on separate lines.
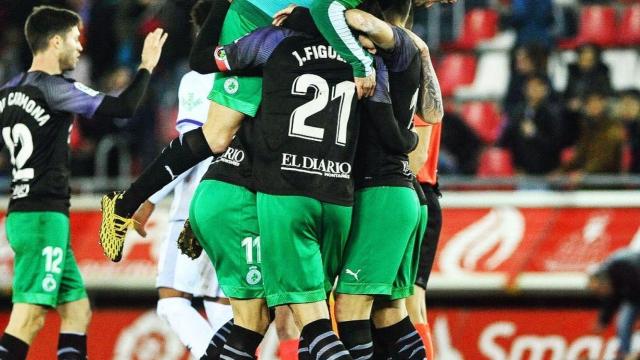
310, 0, 374, 77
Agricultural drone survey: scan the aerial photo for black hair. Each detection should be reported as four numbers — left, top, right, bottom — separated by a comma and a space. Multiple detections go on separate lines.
190, 0, 213, 30
24, 6, 81, 54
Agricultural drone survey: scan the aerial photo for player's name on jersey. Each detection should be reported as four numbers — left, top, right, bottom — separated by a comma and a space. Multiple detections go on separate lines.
292, 45, 346, 67
281, 153, 351, 179
0, 91, 50, 126
214, 146, 245, 167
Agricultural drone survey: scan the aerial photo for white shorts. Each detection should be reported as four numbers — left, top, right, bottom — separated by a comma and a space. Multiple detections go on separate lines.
155, 161, 225, 298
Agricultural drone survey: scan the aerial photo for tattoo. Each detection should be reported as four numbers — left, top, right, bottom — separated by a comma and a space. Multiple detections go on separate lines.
419, 53, 443, 122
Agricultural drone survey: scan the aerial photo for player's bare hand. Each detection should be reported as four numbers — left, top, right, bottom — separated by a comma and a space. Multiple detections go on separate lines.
273, 4, 298, 26
139, 28, 168, 73
131, 200, 155, 237
355, 71, 376, 99
357, 35, 377, 55
177, 219, 203, 259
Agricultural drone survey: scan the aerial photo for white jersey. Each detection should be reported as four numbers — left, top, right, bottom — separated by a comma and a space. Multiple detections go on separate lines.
175, 71, 215, 134
149, 71, 214, 220
153, 71, 222, 297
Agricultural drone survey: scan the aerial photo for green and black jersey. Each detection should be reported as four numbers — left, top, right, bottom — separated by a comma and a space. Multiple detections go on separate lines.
0, 72, 105, 214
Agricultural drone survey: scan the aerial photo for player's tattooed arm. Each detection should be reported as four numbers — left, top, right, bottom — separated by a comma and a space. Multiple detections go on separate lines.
403, 29, 443, 124
189, 0, 231, 73
345, 9, 395, 51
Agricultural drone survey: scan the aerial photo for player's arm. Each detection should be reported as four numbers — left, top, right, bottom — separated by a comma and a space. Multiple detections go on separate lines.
344, 8, 395, 51
367, 61, 418, 154
309, 0, 376, 98
96, 29, 166, 118
47, 29, 167, 119
403, 29, 444, 124
189, 0, 231, 74
409, 122, 432, 174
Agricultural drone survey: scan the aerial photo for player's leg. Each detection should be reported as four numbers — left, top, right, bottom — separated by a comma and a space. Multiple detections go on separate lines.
0, 304, 47, 360
410, 183, 442, 360
335, 187, 419, 359
111, 0, 268, 217
201, 253, 233, 333
616, 302, 638, 359
156, 217, 216, 359
1, 212, 79, 360
190, 180, 265, 359
371, 193, 425, 360
371, 298, 425, 360
55, 234, 91, 360
100, 0, 271, 261
203, 298, 233, 334
406, 202, 431, 359
257, 193, 352, 360
56, 298, 91, 360
275, 306, 301, 360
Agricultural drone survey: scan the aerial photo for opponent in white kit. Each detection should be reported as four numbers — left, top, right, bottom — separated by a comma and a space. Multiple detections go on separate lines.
130, 2, 233, 358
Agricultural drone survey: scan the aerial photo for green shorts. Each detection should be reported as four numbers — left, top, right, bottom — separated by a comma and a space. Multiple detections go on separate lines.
209, 0, 272, 117
391, 204, 428, 300
6, 212, 87, 307
336, 186, 420, 297
256, 193, 352, 307
190, 180, 262, 299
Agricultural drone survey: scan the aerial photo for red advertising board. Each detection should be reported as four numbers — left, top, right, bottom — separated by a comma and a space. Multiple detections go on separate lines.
0, 308, 632, 360
428, 309, 633, 360
431, 207, 640, 290
0, 310, 191, 360
1, 193, 639, 291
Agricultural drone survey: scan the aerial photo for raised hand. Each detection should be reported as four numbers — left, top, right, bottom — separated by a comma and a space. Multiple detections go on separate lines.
139, 28, 169, 73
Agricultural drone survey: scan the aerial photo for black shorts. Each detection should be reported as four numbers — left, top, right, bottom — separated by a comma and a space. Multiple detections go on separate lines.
415, 182, 442, 290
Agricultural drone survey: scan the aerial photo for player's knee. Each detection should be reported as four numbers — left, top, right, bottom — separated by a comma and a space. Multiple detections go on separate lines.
334, 293, 372, 321
60, 299, 92, 329
79, 303, 92, 327
16, 310, 46, 335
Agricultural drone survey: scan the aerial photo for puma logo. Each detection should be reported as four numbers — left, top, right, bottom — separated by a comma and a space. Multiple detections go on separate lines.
165, 166, 177, 180
345, 269, 361, 281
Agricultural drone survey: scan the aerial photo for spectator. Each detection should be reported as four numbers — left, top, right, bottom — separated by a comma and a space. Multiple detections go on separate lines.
562, 90, 625, 174
498, 75, 563, 174
564, 44, 612, 113
504, 44, 552, 119
587, 248, 640, 360
439, 110, 482, 175
504, 0, 555, 48
617, 90, 640, 174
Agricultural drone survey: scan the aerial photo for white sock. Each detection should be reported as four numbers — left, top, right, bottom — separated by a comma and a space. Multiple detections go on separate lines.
204, 299, 234, 332
157, 297, 213, 358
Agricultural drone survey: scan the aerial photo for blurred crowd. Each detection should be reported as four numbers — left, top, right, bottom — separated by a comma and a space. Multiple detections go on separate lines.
0, 0, 638, 184
0, 0, 198, 179
497, 43, 639, 177
432, 0, 640, 180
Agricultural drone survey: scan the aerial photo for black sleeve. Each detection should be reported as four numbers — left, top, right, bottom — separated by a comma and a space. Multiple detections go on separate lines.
283, 7, 321, 37
366, 101, 419, 154
366, 59, 418, 154
94, 69, 151, 118
189, 0, 232, 73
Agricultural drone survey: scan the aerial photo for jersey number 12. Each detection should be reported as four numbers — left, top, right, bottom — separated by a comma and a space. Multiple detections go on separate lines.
2, 124, 35, 181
